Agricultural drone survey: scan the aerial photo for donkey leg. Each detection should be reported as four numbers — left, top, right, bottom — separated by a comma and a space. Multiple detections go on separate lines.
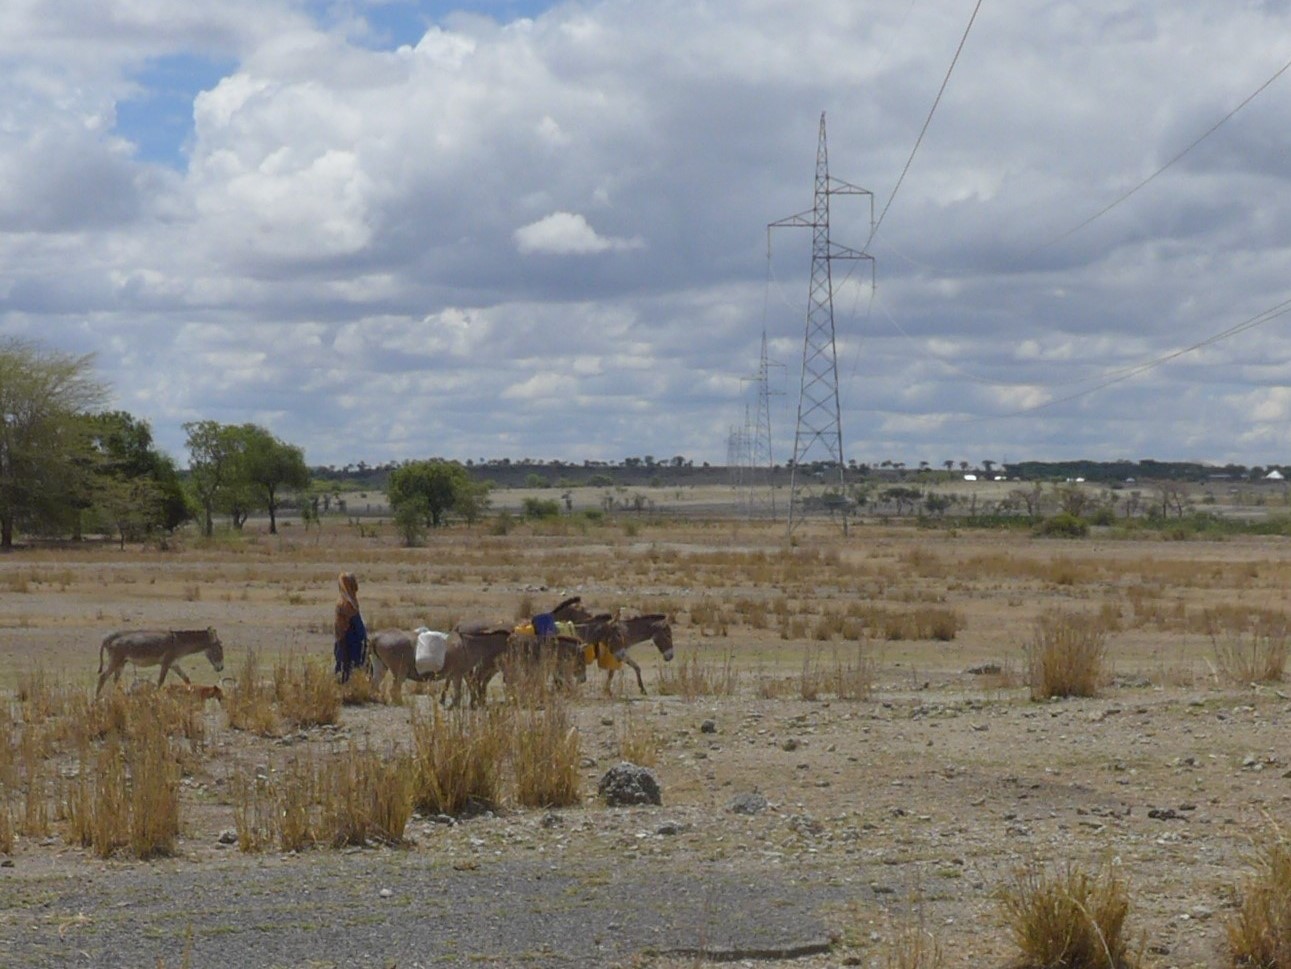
96, 658, 122, 697
160, 661, 191, 687
391, 669, 404, 705
628, 657, 646, 695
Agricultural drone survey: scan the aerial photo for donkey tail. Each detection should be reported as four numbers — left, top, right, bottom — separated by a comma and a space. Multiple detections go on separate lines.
98, 631, 120, 675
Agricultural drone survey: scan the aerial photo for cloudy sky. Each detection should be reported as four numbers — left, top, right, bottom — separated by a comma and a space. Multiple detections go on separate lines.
3, 0, 1291, 470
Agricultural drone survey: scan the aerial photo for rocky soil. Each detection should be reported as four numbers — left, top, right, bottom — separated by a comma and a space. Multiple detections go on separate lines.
2, 523, 1290, 967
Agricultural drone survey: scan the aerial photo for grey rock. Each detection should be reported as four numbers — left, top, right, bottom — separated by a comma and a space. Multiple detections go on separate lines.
598, 762, 662, 807
700, 719, 717, 734
728, 791, 769, 816
217, 829, 238, 845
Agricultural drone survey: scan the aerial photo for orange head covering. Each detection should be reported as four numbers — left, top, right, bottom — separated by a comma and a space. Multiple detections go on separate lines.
334, 572, 360, 640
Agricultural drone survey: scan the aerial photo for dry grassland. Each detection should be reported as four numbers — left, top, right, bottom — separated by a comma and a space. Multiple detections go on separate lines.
1, 512, 1290, 968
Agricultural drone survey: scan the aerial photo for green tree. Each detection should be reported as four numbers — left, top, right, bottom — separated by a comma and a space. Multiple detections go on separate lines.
183, 420, 246, 537
242, 427, 309, 535
386, 459, 480, 528
0, 339, 106, 549
454, 478, 491, 525
86, 411, 192, 543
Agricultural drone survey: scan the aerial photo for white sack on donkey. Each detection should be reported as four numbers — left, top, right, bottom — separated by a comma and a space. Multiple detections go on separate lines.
415, 628, 448, 676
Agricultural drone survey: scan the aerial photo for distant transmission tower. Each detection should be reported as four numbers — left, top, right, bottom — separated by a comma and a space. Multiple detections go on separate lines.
726, 423, 747, 492
742, 331, 781, 519
768, 112, 874, 536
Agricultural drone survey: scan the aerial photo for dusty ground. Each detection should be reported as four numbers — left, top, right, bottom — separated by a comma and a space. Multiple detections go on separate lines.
1, 514, 1289, 968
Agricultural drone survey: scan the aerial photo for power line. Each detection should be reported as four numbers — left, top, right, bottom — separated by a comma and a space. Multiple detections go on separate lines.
1040, 50, 1291, 249
870, 0, 984, 244
967, 294, 1291, 422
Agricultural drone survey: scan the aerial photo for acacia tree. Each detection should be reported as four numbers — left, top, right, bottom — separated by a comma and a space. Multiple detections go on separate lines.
243, 427, 309, 534
185, 421, 310, 534
386, 459, 487, 538
86, 411, 191, 544
184, 420, 246, 537
0, 339, 106, 549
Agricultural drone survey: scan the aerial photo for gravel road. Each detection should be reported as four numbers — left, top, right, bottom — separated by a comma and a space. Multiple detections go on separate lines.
2, 848, 842, 968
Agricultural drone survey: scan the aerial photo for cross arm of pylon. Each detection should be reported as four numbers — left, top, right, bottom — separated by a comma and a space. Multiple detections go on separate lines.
826, 242, 873, 261
826, 177, 872, 196
768, 210, 816, 230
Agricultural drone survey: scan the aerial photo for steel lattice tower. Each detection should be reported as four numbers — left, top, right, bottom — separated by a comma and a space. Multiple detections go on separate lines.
769, 113, 873, 535
744, 330, 779, 519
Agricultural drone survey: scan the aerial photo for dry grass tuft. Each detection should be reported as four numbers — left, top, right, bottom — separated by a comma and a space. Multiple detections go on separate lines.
886, 923, 945, 969
500, 648, 564, 708
615, 708, 661, 767
1226, 829, 1291, 968
800, 643, 875, 701
411, 707, 507, 817
340, 669, 381, 706
225, 650, 281, 736
656, 648, 738, 699
126, 714, 180, 859
1026, 610, 1108, 700
17, 668, 76, 724
999, 863, 1138, 969
512, 698, 581, 808
0, 796, 13, 855
230, 769, 277, 853
273, 656, 342, 727
318, 743, 414, 847
1209, 611, 1289, 684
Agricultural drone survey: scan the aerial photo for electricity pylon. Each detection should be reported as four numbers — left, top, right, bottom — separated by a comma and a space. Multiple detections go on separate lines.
768, 112, 874, 536
743, 330, 780, 519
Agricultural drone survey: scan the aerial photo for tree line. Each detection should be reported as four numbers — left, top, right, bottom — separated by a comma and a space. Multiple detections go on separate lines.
1, 338, 489, 550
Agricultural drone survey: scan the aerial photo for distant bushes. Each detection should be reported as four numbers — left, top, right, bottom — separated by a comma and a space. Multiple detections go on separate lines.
521, 497, 561, 520
1034, 513, 1088, 538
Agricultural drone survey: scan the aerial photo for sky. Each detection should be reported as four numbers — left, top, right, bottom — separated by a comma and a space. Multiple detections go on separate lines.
3, 1, 1291, 470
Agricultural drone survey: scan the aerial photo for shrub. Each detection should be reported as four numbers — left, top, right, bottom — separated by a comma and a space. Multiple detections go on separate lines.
393, 497, 429, 547
998, 863, 1138, 969
1026, 610, 1107, 700
1034, 513, 1089, 538
521, 497, 561, 520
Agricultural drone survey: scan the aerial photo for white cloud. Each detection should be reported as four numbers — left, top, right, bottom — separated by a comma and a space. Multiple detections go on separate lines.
513, 211, 645, 255
4, 1, 1291, 468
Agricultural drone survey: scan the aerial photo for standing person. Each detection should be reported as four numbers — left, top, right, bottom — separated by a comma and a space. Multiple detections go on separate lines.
334, 571, 367, 682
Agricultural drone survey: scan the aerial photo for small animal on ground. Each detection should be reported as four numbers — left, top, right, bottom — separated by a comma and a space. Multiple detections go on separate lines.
166, 683, 225, 703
